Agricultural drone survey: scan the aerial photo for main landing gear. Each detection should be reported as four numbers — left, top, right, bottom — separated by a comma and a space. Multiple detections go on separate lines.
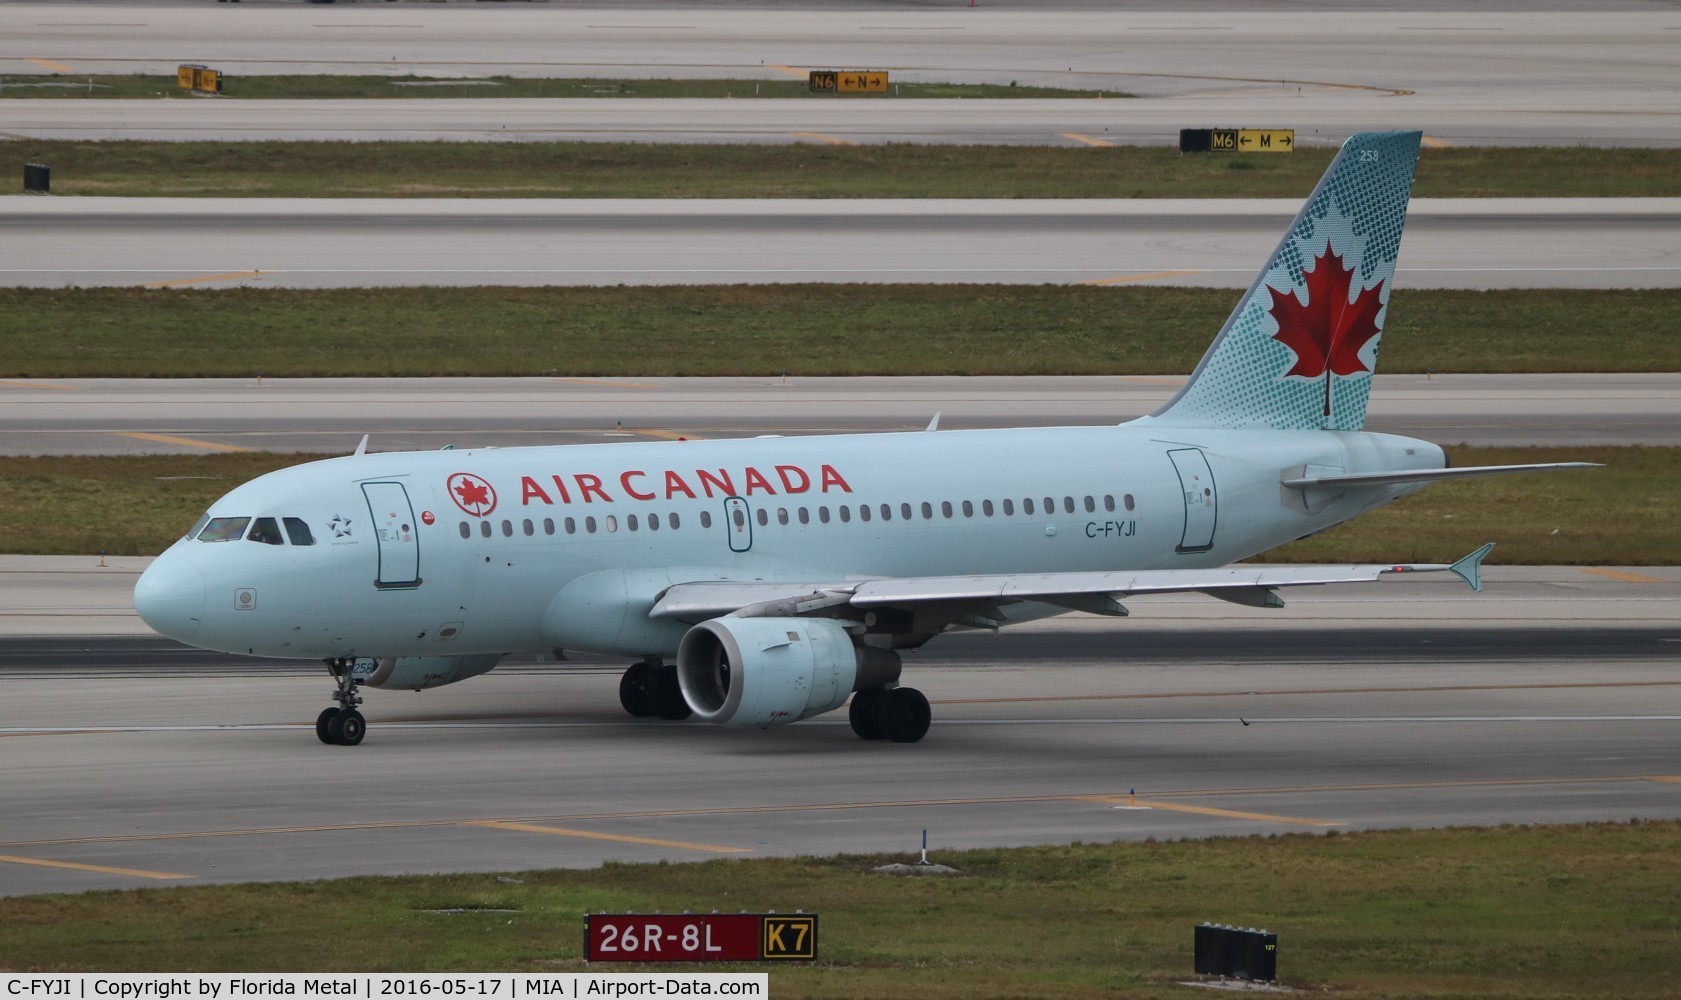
317, 657, 367, 746
849, 685, 931, 743
618, 659, 692, 721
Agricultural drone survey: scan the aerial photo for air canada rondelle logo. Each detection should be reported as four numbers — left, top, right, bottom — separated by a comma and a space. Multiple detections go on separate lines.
447, 472, 497, 517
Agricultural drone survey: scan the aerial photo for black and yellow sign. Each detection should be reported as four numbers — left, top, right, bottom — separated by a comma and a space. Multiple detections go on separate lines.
1209, 129, 1238, 151
1237, 128, 1294, 152
762, 915, 818, 960
838, 71, 887, 93
177, 64, 221, 94
809, 70, 888, 94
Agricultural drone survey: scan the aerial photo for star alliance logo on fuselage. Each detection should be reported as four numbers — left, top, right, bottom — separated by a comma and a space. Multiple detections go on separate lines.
329, 514, 353, 538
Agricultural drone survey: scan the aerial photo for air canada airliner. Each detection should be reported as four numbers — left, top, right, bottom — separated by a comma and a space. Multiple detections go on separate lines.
135, 131, 1591, 747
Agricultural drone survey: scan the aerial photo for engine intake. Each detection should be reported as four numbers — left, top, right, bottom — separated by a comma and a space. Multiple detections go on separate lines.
676, 617, 900, 727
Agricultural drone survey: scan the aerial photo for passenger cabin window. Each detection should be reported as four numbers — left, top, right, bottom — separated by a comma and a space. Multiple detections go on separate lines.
523, 519, 535, 536
1023, 498, 1035, 515
1003, 498, 1014, 516
819, 506, 831, 524
962, 500, 974, 517
841, 505, 853, 523
628, 514, 640, 532
283, 517, 315, 546
459, 522, 471, 540
941, 501, 953, 518
920, 502, 933, 519
480, 521, 492, 538
198, 516, 251, 543
982, 500, 994, 517
247, 517, 284, 546
1125, 493, 1136, 511
756, 509, 768, 526
647, 513, 659, 531
1104, 495, 1115, 512
670, 513, 681, 529
859, 504, 871, 522
544, 518, 555, 535
1084, 496, 1096, 513
778, 508, 790, 525
565, 517, 577, 534
700, 511, 712, 529
586, 517, 598, 534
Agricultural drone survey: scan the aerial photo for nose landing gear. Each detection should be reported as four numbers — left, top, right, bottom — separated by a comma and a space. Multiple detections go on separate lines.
317, 657, 368, 746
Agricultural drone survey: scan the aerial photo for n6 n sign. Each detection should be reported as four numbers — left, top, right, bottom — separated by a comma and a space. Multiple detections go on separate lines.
585, 914, 818, 962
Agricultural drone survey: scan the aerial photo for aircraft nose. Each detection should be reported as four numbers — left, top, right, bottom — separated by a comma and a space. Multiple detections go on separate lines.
134, 555, 206, 640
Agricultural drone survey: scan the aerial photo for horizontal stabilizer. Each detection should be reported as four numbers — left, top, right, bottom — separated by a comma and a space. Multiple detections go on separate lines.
1282, 462, 1599, 490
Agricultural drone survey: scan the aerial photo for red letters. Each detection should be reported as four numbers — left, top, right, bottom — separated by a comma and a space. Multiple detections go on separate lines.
696, 469, 735, 498
620, 470, 655, 501
516, 463, 850, 504
664, 470, 697, 500
575, 473, 611, 503
776, 465, 811, 493
521, 477, 552, 505
820, 464, 853, 493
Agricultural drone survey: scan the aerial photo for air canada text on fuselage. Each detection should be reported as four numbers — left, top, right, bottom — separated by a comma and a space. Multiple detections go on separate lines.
514, 463, 853, 507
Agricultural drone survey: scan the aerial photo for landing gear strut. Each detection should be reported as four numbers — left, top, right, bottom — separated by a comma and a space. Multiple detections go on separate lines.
618, 659, 692, 721
317, 657, 367, 746
849, 685, 931, 743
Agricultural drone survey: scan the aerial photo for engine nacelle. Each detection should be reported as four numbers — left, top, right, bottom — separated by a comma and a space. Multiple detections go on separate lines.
677, 617, 901, 727
366, 653, 503, 691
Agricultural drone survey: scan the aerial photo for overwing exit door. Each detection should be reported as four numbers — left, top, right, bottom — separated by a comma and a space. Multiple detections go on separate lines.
361, 481, 422, 588
1167, 448, 1217, 553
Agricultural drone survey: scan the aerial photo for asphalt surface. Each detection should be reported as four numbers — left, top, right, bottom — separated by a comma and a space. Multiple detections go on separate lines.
2, 7, 1678, 145
2, 561, 1678, 897
4, 374, 1677, 455
5, 197, 1678, 290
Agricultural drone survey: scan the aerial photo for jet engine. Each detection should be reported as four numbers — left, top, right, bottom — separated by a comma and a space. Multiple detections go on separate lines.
366, 653, 503, 691
676, 617, 900, 727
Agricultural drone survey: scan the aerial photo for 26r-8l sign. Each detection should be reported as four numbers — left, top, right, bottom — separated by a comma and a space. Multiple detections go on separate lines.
586, 914, 818, 962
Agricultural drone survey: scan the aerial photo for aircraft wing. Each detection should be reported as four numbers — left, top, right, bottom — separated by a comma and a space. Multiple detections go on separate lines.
649, 544, 1495, 623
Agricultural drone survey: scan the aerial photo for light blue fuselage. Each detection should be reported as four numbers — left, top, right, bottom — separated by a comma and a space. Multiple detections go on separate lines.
141, 422, 1440, 662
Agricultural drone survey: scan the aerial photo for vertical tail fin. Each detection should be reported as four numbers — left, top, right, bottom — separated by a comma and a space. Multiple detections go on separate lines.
1145, 131, 1422, 432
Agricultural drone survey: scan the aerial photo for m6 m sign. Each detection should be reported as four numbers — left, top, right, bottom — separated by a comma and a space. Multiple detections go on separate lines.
586, 913, 818, 963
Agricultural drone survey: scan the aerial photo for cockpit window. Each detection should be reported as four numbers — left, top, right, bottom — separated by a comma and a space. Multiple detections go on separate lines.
247, 517, 284, 546
283, 517, 316, 546
198, 516, 251, 542
186, 513, 211, 540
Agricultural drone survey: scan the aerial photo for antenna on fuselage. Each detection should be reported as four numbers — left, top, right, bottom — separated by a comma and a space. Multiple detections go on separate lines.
925, 411, 941, 432
353, 434, 369, 457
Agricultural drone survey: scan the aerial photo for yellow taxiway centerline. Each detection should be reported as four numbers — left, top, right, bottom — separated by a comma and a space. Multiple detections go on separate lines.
765, 65, 807, 79
1082, 795, 1344, 827
27, 58, 76, 72
142, 270, 263, 289
0, 380, 79, 391
468, 820, 749, 854
1083, 269, 1204, 286
117, 432, 250, 453
1061, 132, 1115, 147
789, 130, 854, 146
1576, 567, 1668, 584
0, 852, 191, 880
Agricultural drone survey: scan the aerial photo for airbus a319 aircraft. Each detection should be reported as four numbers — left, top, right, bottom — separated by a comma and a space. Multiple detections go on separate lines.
135, 131, 1590, 747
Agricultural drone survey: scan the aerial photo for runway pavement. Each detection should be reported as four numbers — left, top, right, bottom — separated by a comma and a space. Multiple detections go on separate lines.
4, 374, 1677, 455
2, 6, 1678, 145
5, 197, 1679, 290
1, 558, 1678, 896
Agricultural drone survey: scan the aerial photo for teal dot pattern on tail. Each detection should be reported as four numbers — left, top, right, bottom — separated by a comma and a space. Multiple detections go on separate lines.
1148, 130, 1422, 432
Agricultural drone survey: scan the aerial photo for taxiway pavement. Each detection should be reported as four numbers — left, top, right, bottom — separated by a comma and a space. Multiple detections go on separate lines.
5, 198, 1678, 290
4, 374, 1677, 456
3, 7, 1677, 146
1, 559, 1677, 896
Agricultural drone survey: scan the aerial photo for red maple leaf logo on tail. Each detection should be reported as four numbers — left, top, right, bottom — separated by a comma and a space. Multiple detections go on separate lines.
1267, 242, 1387, 417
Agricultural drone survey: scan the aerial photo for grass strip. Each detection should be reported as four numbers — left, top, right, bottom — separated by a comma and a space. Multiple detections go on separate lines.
2, 822, 1678, 998
0, 447, 1664, 565
3, 286, 1676, 378
0, 74, 1124, 101
6, 141, 1677, 198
